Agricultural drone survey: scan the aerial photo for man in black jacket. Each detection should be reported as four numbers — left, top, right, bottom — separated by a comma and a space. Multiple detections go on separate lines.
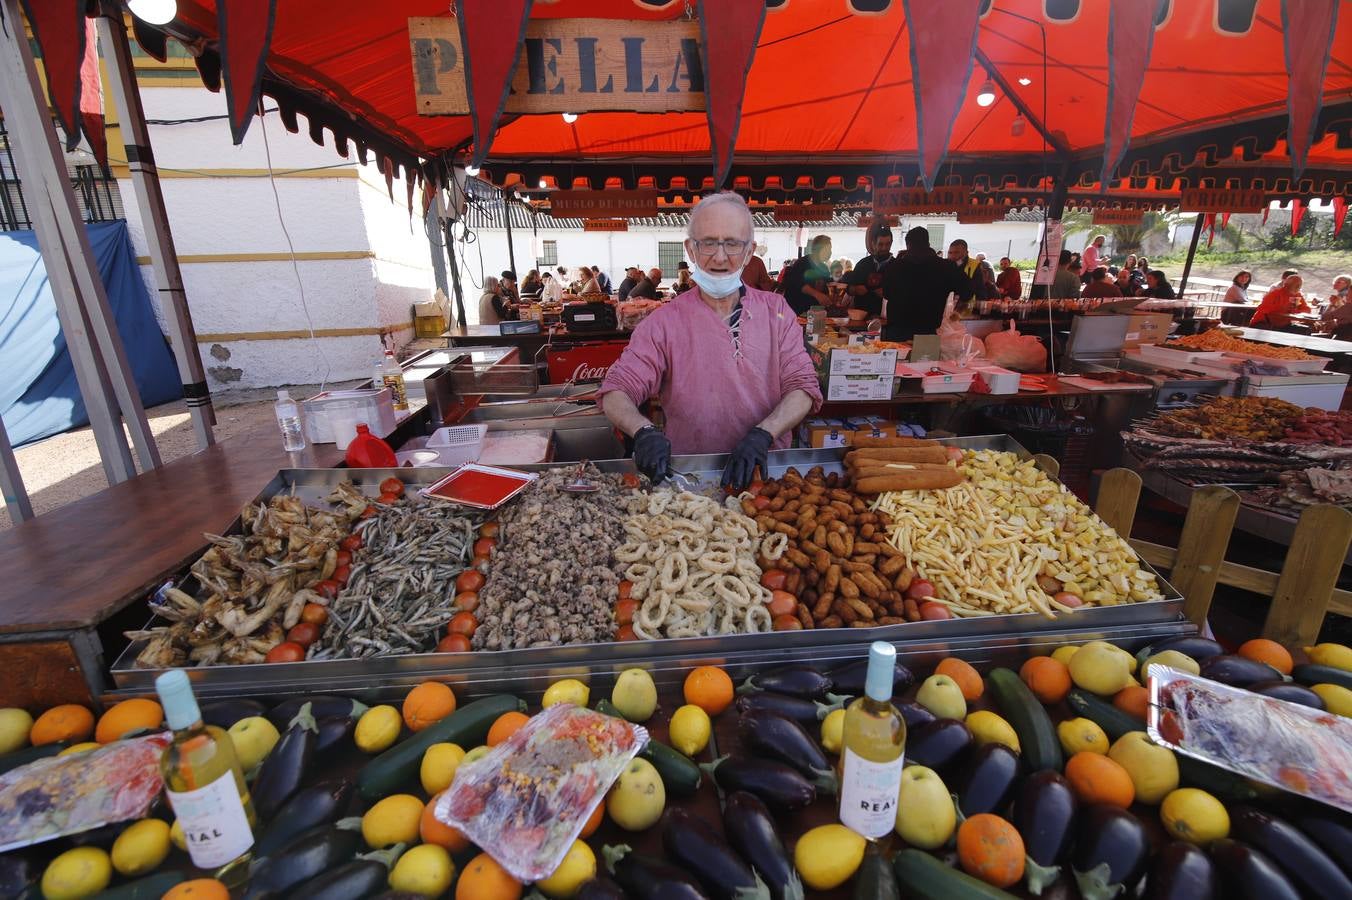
881, 227, 972, 342
616, 266, 641, 301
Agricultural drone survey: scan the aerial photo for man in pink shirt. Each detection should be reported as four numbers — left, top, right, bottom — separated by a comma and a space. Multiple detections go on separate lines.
598, 192, 823, 489
1081, 234, 1106, 282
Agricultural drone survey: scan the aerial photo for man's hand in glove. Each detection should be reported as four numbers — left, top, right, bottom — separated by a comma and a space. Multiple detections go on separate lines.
632, 425, 671, 485
721, 427, 773, 490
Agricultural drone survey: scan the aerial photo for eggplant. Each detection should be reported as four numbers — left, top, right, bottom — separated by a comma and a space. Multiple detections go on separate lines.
957, 743, 1021, 817
1144, 841, 1216, 900
736, 710, 834, 790
1209, 839, 1301, 900
200, 698, 268, 729
314, 716, 357, 754
1230, 805, 1352, 898
290, 844, 404, 900
830, 658, 914, 698
737, 666, 836, 700
734, 692, 842, 726
577, 877, 631, 900
254, 779, 355, 857
1197, 655, 1282, 688
1294, 808, 1352, 874
604, 845, 712, 899
1071, 804, 1150, 900
1013, 770, 1077, 895
1291, 663, 1352, 692
0, 855, 34, 899
722, 792, 804, 900
66, 820, 125, 849
663, 809, 770, 900
252, 702, 319, 821
244, 823, 363, 900
1139, 637, 1225, 667
267, 695, 368, 729
1248, 679, 1325, 709
700, 757, 815, 812
0, 742, 65, 776
906, 718, 972, 773
897, 701, 937, 730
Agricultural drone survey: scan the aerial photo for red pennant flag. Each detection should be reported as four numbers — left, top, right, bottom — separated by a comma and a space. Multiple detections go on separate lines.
20, 0, 87, 151
79, 19, 108, 172
218, 0, 279, 144
1290, 199, 1305, 235
902, 0, 983, 190
1205, 212, 1217, 248
698, 0, 767, 188
1334, 197, 1348, 237
1220, 212, 1231, 231
1100, 0, 1158, 188
1262, 204, 1271, 225
458, 0, 535, 168
1281, 0, 1341, 177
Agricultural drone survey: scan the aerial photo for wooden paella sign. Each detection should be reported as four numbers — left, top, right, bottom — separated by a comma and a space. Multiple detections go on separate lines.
872, 186, 971, 215
410, 17, 706, 116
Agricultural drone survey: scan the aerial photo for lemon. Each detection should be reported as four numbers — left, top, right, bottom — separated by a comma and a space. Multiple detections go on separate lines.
543, 678, 590, 708
1057, 717, 1109, 756
388, 843, 455, 897
536, 839, 596, 898
1085, 641, 1138, 673
1052, 645, 1079, 667
1109, 732, 1179, 804
1069, 643, 1134, 695
355, 705, 403, 753
463, 744, 492, 765
419, 742, 466, 795
965, 710, 1020, 753
820, 708, 845, 754
41, 846, 112, 900
1161, 788, 1230, 844
793, 824, 866, 890
59, 742, 101, 757
606, 757, 665, 831
1305, 643, 1352, 671
227, 716, 280, 771
668, 705, 710, 757
169, 820, 186, 852
1312, 683, 1352, 717
610, 668, 658, 722
362, 794, 424, 848
0, 708, 33, 754
110, 818, 171, 877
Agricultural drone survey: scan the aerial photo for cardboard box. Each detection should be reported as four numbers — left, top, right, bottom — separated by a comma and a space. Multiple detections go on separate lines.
826, 374, 895, 401
1123, 313, 1173, 348
414, 314, 446, 338
828, 347, 899, 376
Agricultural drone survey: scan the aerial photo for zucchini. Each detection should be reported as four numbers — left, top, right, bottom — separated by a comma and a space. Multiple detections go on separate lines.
892, 849, 1018, 899
596, 699, 702, 796
357, 694, 523, 801
92, 871, 186, 899
1066, 689, 1140, 741
1291, 664, 1352, 692
853, 849, 900, 900
0, 742, 65, 776
986, 668, 1061, 772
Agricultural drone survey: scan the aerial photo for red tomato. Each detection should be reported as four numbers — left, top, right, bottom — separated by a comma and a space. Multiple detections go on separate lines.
377, 492, 400, 504
748, 480, 764, 497
447, 612, 478, 638
287, 622, 320, 647
1053, 591, 1084, 608
332, 565, 351, 587
456, 570, 486, 594
622, 472, 641, 489
618, 580, 634, 601
379, 477, 405, 497
471, 555, 491, 571
437, 633, 472, 653
753, 495, 773, 511
316, 579, 341, 599
265, 642, 306, 664
359, 505, 378, 519
472, 537, 497, 557
759, 569, 788, 591
335, 550, 352, 568
454, 591, 480, 613
906, 579, 937, 601
918, 601, 952, 621
339, 534, 363, 552
615, 625, 639, 642
772, 614, 803, 631
767, 590, 798, 617
300, 603, 329, 625
479, 521, 500, 539
945, 446, 966, 463
615, 598, 638, 626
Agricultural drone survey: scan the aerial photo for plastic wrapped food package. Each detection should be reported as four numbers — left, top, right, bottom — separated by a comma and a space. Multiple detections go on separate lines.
477, 429, 553, 466
1148, 668, 1352, 813
435, 704, 647, 881
0, 733, 172, 851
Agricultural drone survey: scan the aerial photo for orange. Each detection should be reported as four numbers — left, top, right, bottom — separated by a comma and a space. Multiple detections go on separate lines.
1019, 656, 1072, 705
487, 711, 530, 746
456, 851, 522, 900
1113, 685, 1150, 721
30, 704, 94, 746
1237, 638, 1294, 675
683, 666, 735, 716
94, 698, 163, 744
956, 814, 1025, 889
421, 792, 471, 853
1065, 751, 1135, 808
162, 879, 230, 900
402, 682, 457, 732
936, 658, 984, 701
579, 800, 605, 839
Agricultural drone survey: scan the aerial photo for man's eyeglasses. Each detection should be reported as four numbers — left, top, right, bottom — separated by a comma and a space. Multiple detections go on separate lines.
693, 238, 750, 254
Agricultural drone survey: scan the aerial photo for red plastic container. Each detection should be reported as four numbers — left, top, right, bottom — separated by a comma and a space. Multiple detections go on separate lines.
345, 424, 397, 468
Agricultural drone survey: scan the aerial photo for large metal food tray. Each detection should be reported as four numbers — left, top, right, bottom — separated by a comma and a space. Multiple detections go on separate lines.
110, 438, 1187, 698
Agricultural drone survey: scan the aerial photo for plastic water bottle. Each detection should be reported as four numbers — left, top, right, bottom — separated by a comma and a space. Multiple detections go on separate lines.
274, 389, 305, 451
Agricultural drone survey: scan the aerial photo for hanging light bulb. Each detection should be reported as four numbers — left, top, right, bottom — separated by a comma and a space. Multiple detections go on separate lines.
561, 112, 579, 124
464, 164, 480, 176
538, 179, 548, 189
976, 80, 997, 107
128, 0, 177, 24
1010, 115, 1027, 137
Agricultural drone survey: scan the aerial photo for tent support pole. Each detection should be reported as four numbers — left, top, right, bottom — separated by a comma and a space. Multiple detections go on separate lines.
442, 216, 468, 329
97, 8, 216, 450
1179, 212, 1204, 297
0, 415, 33, 523
503, 194, 518, 276
0, 0, 145, 483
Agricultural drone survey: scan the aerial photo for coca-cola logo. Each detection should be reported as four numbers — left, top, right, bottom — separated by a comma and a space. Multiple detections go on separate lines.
571, 362, 611, 382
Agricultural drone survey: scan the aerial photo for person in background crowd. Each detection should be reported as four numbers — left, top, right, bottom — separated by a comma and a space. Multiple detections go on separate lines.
520, 269, 543, 297
1115, 267, 1138, 296
555, 266, 569, 288
1121, 254, 1145, 292
946, 239, 981, 306
478, 275, 508, 325
1326, 273, 1351, 308
776, 260, 794, 289
1082, 234, 1106, 279
616, 266, 641, 301
741, 245, 778, 292
672, 261, 695, 294
1223, 270, 1252, 304
996, 257, 1022, 300
629, 268, 663, 300
1082, 266, 1123, 298
576, 266, 601, 295
500, 270, 519, 304
541, 271, 563, 303
1143, 269, 1178, 300
840, 259, 853, 276
881, 227, 972, 342
1318, 275, 1352, 339
1269, 269, 1299, 291
1136, 256, 1150, 280
846, 221, 894, 317
1251, 274, 1310, 330
592, 265, 612, 294
782, 235, 833, 315
1050, 249, 1081, 299
830, 260, 846, 281
974, 263, 1001, 301
1069, 259, 1084, 285
975, 252, 996, 286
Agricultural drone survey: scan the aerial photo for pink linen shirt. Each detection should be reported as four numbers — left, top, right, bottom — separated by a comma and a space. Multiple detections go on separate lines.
597, 287, 824, 455
1082, 244, 1100, 273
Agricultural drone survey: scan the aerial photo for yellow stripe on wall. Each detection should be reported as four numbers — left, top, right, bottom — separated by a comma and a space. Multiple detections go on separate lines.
196, 322, 415, 343
135, 250, 375, 265
111, 167, 361, 180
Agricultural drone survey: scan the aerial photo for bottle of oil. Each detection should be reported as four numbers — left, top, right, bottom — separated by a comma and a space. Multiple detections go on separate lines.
154, 670, 256, 878
838, 641, 906, 839
375, 349, 409, 411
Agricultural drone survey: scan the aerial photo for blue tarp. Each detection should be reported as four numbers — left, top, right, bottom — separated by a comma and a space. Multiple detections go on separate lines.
0, 220, 181, 447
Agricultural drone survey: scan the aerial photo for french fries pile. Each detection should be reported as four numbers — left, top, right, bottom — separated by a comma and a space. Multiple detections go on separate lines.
875, 450, 1164, 618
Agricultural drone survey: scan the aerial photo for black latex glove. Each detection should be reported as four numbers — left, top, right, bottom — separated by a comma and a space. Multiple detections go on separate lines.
633, 426, 672, 485
722, 427, 773, 491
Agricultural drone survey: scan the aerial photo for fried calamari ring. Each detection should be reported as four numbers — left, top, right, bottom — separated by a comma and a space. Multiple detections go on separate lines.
760, 532, 788, 560
659, 553, 689, 594
614, 541, 648, 563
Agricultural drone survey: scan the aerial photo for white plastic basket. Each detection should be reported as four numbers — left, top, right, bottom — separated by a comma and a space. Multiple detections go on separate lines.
426, 424, 488, 467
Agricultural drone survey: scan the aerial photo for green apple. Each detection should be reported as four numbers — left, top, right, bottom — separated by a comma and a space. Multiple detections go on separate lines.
915, 674, 967, 720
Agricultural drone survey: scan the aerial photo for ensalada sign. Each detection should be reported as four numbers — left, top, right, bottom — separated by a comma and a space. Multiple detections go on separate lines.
873, 186, 971, 214
1179, 188, 1267, 213
410, 18, 705, 116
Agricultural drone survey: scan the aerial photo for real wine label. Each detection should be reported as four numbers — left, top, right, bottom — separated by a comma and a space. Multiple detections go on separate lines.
166, 773, 254, 868
839, 748, 904, 839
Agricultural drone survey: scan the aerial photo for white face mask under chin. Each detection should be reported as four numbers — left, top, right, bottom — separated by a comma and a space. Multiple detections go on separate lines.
688, 256, 748, 298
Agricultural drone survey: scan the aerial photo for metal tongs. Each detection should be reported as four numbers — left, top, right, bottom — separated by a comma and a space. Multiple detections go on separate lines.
559, 461, 601, 493
665, 467, 702, 493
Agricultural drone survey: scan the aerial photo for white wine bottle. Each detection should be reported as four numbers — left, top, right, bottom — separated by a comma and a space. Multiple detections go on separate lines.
155, 670, 256, 875
838, 641, 907, 839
